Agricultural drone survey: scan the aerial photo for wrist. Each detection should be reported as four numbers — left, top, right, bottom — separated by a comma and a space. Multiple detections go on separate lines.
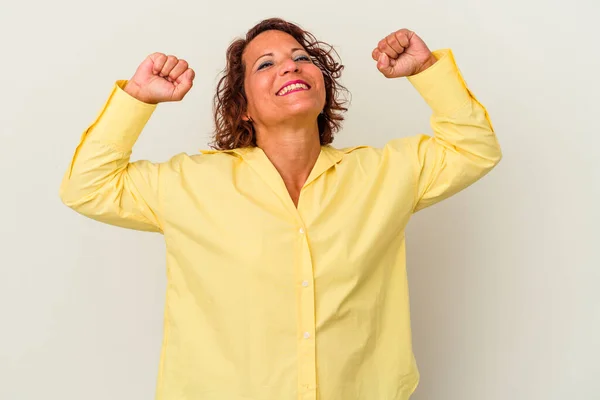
413, 55, 438, 75
123, 80, 155, 104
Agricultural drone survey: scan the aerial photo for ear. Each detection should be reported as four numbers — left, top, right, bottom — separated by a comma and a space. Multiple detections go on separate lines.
242, 115, 253, 122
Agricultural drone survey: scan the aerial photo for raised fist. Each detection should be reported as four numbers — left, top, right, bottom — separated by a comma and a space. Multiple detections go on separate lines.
123, 53, 195, 104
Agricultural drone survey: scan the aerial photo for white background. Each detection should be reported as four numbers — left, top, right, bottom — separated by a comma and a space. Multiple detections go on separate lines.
1, 0, 599, 398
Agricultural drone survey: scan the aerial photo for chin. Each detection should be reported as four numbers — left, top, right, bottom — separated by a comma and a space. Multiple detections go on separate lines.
284, 101, 321, 117
284, 108, 320, 121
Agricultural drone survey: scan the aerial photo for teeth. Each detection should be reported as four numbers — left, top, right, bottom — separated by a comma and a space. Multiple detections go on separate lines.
278, 83, 309, 95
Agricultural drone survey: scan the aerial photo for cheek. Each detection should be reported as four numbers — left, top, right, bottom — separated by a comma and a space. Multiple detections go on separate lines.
316, 81, 327, 106
245, 81, 266, 113
249, 78, 275, 110
310, 69, 326, 99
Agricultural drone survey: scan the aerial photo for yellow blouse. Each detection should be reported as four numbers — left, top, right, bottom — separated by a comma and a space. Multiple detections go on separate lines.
60, 48, 501, 400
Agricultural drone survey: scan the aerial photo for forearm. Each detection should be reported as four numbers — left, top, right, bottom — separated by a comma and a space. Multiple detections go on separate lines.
59, 81, 162, 231
408, 49, 502, 166
406, 49, 502, 212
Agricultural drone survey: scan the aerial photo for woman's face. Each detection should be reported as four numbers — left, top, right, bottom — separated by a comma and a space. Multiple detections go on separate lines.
242, 30, 326, 127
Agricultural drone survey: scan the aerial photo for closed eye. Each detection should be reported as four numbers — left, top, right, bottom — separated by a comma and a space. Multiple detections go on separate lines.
257, 55, 312, 71
258, 61, 273, 70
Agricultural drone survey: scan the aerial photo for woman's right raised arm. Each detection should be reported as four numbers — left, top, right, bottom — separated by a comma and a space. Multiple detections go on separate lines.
59, 53, 195, 233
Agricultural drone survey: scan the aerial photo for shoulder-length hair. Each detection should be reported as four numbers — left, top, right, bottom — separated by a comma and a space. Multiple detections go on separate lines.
211, 17, 350, 150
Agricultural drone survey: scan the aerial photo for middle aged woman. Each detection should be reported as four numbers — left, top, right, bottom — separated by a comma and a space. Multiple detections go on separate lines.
59, 17, 502, 400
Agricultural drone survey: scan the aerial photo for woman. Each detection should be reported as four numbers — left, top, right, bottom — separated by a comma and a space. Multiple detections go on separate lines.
60, 17, 501, 400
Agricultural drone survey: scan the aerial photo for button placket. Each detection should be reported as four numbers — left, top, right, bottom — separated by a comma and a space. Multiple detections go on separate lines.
295, 223, 317, 398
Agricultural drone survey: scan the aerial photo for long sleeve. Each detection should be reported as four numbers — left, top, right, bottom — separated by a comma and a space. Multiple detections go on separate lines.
59, 80, 165, 233
399, 48, 502, 212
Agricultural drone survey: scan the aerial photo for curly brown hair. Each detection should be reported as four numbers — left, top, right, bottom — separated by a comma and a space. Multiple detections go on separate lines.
211, 18, 350, 150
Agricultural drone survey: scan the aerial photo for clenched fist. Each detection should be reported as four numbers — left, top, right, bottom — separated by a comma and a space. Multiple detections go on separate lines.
124, 53, 195, 104
371, 29, 437, 78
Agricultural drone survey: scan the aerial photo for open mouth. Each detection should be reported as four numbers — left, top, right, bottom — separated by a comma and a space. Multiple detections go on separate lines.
277, 80, 311, 96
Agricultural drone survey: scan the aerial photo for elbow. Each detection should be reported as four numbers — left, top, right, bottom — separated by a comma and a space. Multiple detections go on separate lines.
489, 140, 503, 169
481, 149, 502, 178
478, 141, 503, 178
476, 131, 503, 171
462, 140, 502, 179
58, 176, 92, 212
59, 179, 80, 210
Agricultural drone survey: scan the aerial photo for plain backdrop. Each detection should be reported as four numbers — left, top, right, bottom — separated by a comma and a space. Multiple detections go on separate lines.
1, 0, 599, 399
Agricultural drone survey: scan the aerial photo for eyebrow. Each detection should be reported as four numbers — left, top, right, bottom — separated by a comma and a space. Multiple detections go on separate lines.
253, 47, 305, 68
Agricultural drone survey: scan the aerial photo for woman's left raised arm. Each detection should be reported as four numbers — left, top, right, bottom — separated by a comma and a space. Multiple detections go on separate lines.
372, 29, 502, 212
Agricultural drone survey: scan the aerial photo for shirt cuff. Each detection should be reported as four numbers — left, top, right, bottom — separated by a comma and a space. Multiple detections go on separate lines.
407, 49, 472, 116
85, 80, 157, 150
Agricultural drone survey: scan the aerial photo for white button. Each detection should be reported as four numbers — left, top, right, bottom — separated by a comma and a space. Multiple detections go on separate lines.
303, 332, 310, 339
299, 227, 305, 234
302, 280, 309, 287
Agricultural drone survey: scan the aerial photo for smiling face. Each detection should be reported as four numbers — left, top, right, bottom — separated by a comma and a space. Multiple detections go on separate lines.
242, 30, 326, 127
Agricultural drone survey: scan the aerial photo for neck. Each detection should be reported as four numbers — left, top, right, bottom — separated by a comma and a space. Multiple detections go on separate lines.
255, 122, 322, 205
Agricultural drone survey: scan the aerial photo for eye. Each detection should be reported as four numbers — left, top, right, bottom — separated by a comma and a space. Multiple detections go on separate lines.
257, 60, 273, 70
295, 55, 311, 62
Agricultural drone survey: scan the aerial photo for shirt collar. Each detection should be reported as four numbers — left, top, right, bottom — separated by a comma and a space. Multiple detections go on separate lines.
199, 145, 365, 162
199, 144, 367, 210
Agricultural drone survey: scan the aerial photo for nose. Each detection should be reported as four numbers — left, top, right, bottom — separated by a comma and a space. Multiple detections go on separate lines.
279, 58, 300, 75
